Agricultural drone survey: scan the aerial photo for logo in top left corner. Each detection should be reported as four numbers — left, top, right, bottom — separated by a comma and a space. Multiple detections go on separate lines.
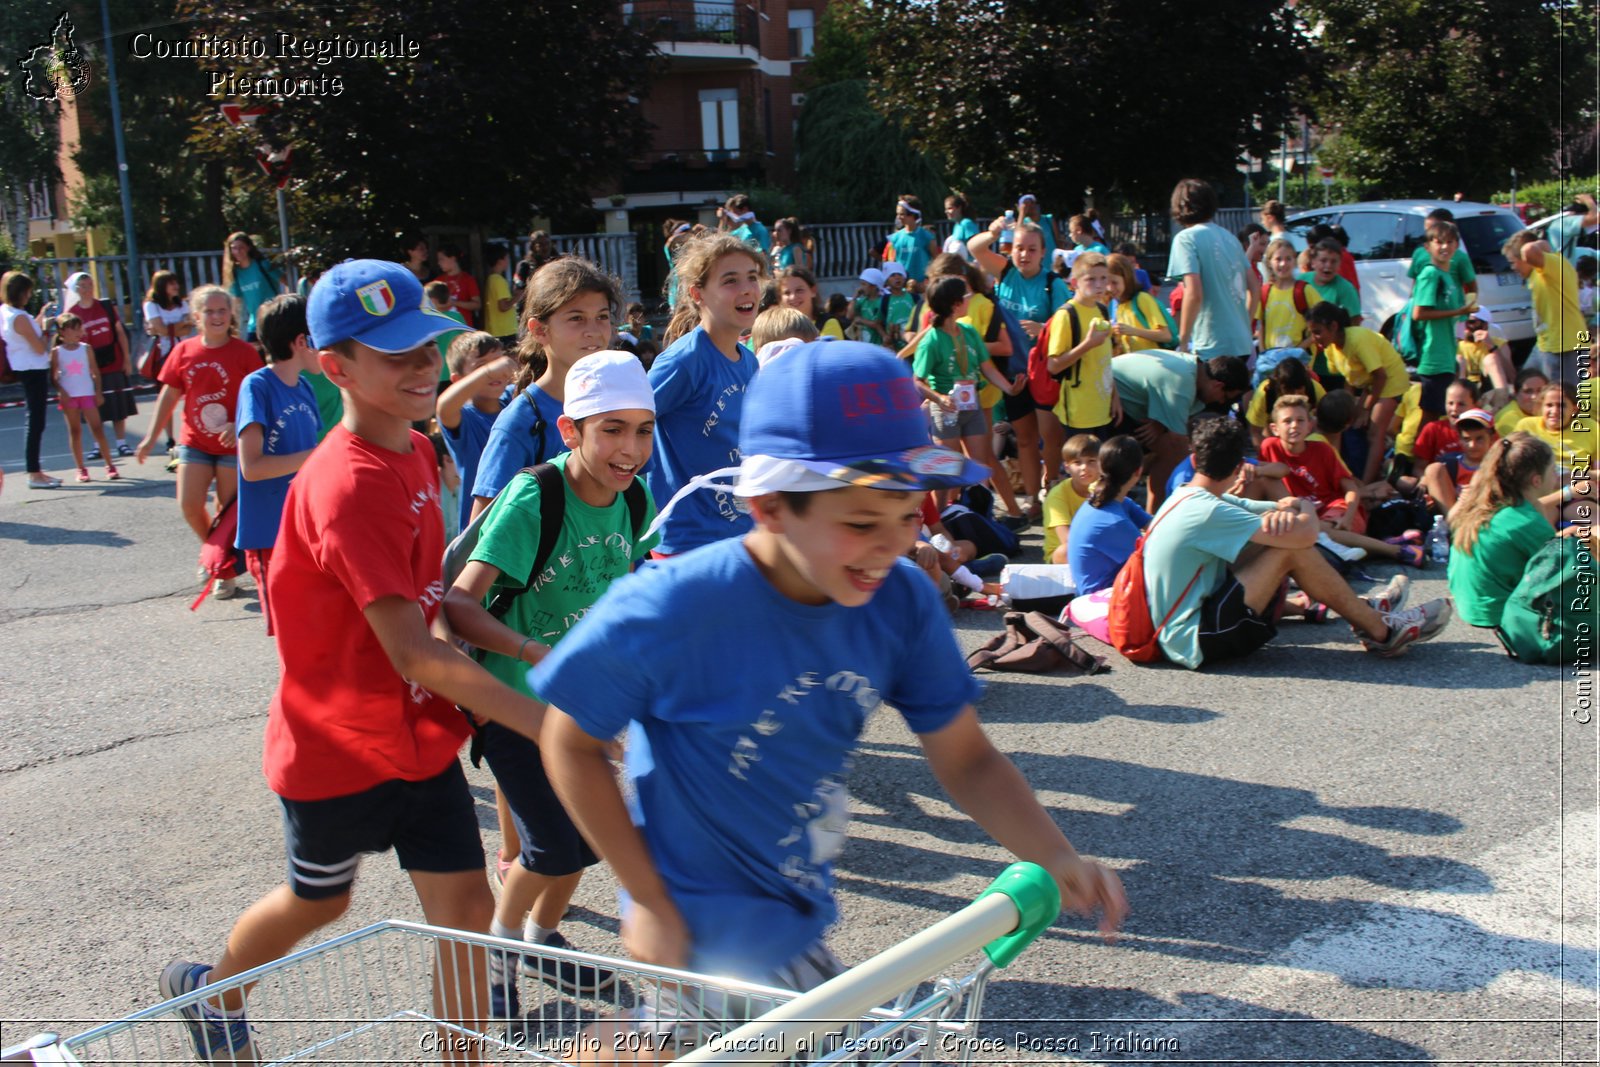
20, 12, 93, 102
356, 280, 396, 316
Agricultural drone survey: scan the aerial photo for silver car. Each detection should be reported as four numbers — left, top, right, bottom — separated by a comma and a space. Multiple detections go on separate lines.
1287, 200, 1534, 344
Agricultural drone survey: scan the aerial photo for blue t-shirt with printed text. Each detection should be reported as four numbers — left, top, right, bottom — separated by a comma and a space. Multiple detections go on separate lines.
443, 403, 497, 529
644, 326, 758, 554
235, 366, 321, 550
472, 384, 566, 503
1167, 222, 1254, 358
530, 539, 981, 978
1067, 497, 1152, 596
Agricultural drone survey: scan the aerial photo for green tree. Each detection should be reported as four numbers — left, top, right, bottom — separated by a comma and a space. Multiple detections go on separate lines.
0, 1, 67, 253
174, 0, 657, 263
795, 2, 948, 223
1301, 0, 1596, 199
861, 0, 1313, 213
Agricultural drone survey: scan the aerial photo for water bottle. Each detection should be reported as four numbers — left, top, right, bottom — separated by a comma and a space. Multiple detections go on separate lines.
1426, 515, 1450, 562
999, 210, 1015, 254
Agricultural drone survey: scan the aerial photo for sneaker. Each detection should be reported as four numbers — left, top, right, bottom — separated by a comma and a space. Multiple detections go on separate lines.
1362, 598, 1452, 657
116, 443, 133, 457
487, 947, 522, 1020
967, 552, 1009, 579
522, 930, 617, 996
106, 465, 121, 481
1362, 574, 1411, 616
158, 960, 258, 1064
1395, 544, 1426, 569
997, 512, 1030, 531
167, 454, 181, 473
212, 577, 238, 600
1383, 529, 1423, 546
76, 468, 91, 483
28, 475, 62, 489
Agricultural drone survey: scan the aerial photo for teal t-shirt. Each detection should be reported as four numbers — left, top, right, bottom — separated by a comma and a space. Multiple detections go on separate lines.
951, 218, 979, 245
1299, 272, 1362, 321
1167, 222, 1254, 358
304, 369, 343, 442
886, 227, 938, 282
1408, 245, 1476, 290
1446, 499, 1552, 627
469, 454, 659, 697
912, 322, 988, 394
1111, 350, 1204, 435
732, 221, 772, 253
1143, 488, 1276, 669
229, 259, 279, 337
1413, 264, 1464, 376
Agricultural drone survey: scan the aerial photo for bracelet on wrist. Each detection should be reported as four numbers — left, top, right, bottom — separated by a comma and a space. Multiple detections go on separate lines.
517, 637, 534, 663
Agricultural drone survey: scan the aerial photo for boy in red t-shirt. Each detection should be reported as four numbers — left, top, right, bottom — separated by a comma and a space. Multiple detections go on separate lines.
1259, 394, 1425, 567
158, 261, 546, 1064
1420, 406, 1497, 514
433, 243, 481, 328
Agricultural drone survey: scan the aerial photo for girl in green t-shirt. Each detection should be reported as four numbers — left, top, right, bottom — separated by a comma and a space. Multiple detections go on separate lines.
913, 276, 1026, 516
1446, 431, 1557, 627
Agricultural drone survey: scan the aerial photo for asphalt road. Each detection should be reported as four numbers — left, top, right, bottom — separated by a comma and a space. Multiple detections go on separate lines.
1, 400, 1595, 1065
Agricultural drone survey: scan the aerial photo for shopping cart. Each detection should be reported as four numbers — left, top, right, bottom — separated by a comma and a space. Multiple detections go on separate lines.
5, 863, 1059, 1066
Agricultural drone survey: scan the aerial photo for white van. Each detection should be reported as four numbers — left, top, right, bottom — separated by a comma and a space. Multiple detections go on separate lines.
1287, 200, 1534, 345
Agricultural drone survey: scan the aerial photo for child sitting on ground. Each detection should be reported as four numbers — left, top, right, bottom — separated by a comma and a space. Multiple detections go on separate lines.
1260, 395, 1426, 567
1412, 378, 1478, 468
1420, 406, 1497, 514
1447, 432, 1560, 627
1456, 308, 1513, 392
1043, 434, 1099, 564
1246, 356, 1325, 450
1066, 435, 1150, 596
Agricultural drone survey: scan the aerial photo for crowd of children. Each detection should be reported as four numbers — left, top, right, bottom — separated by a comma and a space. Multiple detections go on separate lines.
6, 178, 1592, 1062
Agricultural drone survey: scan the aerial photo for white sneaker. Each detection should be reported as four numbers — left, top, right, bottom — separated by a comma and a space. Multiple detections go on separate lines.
1317, 532, 1367, 562
212, 577, 238, 600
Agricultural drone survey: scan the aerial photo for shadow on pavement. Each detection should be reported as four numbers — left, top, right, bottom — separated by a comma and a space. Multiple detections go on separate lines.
0, 520, 133, 547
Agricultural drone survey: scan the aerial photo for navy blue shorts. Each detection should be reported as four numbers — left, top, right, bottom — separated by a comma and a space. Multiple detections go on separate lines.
1419, 372, 1454, 417
480, 722, 598, 878
279, 761, 483, 899
1196, 576, 1285, 666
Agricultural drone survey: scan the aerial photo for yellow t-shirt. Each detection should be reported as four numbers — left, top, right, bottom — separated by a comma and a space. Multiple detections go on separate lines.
1326, 326, 1410, 399
1048, 302, 1116, 429
962, 293, 1001, 409
1495, 400, 1532, 437
1246, 379, 1328, 428
1515, 415, 1598, 475
1041, 478, 1087, 561
1113, 291, 1169, 353
820, 317, 846, 340
1394, 383, 1424, 457
484, 273, 517, 338
1259, 281, 1323, 351
1456, 339, 1487, 383
1529, 251, 1583, 354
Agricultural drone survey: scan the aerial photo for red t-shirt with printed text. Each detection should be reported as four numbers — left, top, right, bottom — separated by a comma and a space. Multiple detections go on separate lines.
72, 299, 124, 373
1413, 419, 1462, 467
158, 337, 263, 455
263, 425, 468, 802
1260, 436, 1350, 511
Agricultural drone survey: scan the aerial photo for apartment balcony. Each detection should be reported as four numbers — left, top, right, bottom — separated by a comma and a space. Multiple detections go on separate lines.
621, 148, 766, 195
626, 0, 762, 68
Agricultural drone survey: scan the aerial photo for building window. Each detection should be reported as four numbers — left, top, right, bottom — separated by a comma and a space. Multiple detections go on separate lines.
27, 180, 52, 220
699, 88, 740, 157
788, 9, 815, 58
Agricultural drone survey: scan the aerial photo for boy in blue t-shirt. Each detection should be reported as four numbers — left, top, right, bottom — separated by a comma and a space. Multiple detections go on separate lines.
436, 330, 511, 531
235, 294, 322, 626
536, 342, 1127, 1036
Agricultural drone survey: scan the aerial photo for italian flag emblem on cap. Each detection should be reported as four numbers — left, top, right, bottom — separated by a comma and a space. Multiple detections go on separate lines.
356, 280, 396, 316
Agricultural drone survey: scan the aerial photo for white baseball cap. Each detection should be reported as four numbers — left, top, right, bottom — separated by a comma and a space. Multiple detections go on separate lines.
564, 351, 655, 421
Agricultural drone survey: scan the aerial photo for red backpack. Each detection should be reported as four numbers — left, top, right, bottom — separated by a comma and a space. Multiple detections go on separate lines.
1107, 492, 1206, 662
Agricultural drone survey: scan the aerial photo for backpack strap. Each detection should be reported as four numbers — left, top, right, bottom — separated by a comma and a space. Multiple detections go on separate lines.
623, 477, 648, 543
483, 463, 566, 620
527, 390, 551, 464
1293, 280, 1309, 317
1259, 281, 1273, 318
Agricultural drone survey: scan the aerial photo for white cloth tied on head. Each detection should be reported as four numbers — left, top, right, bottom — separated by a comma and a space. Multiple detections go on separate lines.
896, 200, 921, 218
638, 455, 850, 543
729, 211, 756, 223
62, 271, 92, 308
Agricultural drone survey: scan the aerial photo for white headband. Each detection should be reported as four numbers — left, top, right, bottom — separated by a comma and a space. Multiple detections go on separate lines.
729, 210, 756, 223
1018, 194, 1037, 205
674, 223, 692, 234
896, 200, 922, 218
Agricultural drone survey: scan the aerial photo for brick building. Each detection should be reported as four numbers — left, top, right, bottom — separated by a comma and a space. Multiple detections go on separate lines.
597, 0, 827, 303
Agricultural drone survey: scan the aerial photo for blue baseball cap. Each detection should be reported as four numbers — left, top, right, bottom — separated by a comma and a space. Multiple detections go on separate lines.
740, 341, 990, 491
307, 259, 461, 352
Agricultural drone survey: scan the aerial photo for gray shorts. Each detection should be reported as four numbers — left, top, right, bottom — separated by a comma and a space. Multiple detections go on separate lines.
1527, 347, 1581, 387
633, 941, 845, 1048
927, 402, 987, 441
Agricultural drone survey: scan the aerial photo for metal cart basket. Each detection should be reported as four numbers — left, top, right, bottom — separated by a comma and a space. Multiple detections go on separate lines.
6, 863, 1058, 1066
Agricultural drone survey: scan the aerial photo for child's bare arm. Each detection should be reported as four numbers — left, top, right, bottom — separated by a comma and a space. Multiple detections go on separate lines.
436, 356, 513, 431
443, 560, 550, 666
543, 709, 690, 967
920, 707, 1127, 938
238, 423, 315, 482
135, 385, 183, 462
362, 595, 543, 742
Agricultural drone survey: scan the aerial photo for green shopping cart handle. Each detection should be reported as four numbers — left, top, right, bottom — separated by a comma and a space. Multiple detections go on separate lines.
975, 861, 1061, 968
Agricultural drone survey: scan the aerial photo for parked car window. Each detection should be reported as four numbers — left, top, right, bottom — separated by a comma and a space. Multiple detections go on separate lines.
1286, 212, 1335, 246
1456, 213, 1523, 275
1400, 214, 1427, 257
1339, 212, 1404, 260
